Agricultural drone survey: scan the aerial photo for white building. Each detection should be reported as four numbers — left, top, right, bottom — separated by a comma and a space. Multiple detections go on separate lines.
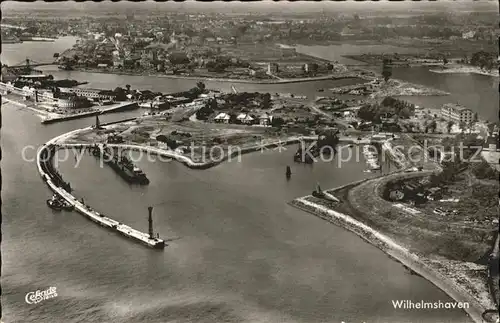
236, 113, 254, 124
440, 103, 474, 124
214, 112, 231, 124
462, 31, 476, 39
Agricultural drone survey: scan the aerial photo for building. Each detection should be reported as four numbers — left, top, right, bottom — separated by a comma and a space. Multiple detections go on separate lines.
440, 103, 474, 124
59, 87, 116, 101
236, 113, 255, 124
57, 96, 91, 109
462, 31, 476, 39
259, 113, 272, 126
267, 63, 279, 75
483, 133, 500, 152
214, 112, 231, 124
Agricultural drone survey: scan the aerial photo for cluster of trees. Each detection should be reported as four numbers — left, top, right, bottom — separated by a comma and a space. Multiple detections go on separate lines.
358, 97, 414, 123
469, 51, 497, 71
317, 130, 340, 155
382, 58, 392, 82
171, 81, 207, 100
205, 56, 250, 73
221, 92, 271, 110
424, 120, 438, 133
156, 134, 180, 150
470, 160, 499, 180
196, 98, 217, 121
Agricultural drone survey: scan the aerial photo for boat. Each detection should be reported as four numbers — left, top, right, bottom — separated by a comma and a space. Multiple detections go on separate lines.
131, 166, 150, 185
60, 199, 75, 211
46, 195, 63, 211
92, 146, 150, 185
286, 166, 292, 178
312, 183, 325, 198
58, 64, 74, 71
46, 194, 74, 211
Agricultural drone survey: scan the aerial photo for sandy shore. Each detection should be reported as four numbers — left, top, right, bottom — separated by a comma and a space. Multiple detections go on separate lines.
430, 66, 499, 77
290, 197, 493, 323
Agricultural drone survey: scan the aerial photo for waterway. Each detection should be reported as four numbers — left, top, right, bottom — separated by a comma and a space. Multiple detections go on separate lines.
3, 37, 497, 121
1, 39, 481, 323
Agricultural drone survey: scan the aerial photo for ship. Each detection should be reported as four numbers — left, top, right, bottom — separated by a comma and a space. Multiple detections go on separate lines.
92, 146, 150, 185
312, 183, 325, 198
294, 146, 318, 164
58, 64, 74, 71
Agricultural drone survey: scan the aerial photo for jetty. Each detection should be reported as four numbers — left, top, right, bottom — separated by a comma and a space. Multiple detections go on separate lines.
41, 101, 139, 124
37, 137, 165, 249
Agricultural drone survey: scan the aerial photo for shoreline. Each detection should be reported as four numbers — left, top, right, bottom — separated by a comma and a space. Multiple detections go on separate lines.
2, 96, 139, 124
429, 66, 499, 77
72, 67, 368, 84
289, 196, 488, 323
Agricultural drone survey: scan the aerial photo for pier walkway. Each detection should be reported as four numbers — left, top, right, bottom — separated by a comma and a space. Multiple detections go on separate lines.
37, 128, 165, 249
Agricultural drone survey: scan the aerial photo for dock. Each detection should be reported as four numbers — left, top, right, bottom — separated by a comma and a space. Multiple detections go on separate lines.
41, 101, 139, 124
37, 134, 165, 249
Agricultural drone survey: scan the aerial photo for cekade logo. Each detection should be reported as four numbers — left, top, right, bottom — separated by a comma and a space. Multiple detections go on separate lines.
25, 287, 58, 304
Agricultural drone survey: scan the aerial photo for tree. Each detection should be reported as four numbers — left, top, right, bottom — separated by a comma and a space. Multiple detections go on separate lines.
459, 121, 467, 132
196, 81, 206, 92
446, 121, 455, 133
156, 135, 179, 150
125, 84, 131, 93
261, 93, 271, 109
168, 52, 190, 65
196, 99, 216, 120
428, 120, 437, 133
271, 117, 285, 128
113, 87, 127, 101
309, 63, 319, 75
443, 57, 448, 65
382, 58, 392, 82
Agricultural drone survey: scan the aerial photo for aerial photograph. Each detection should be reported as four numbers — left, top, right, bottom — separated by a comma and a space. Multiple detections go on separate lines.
1, 1, 498, 322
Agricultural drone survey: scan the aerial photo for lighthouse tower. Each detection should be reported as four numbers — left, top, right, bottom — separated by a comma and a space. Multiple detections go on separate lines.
148, 206, 154, 239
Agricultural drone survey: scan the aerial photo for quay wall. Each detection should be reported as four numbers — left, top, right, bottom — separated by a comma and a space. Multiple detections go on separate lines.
42, 102, 139, 124
70, 68, 369, 84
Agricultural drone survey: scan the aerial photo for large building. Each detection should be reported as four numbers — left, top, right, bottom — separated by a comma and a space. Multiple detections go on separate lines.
440, 103, 474, 124
59, 87, 116, 101
57, 96, 91, 109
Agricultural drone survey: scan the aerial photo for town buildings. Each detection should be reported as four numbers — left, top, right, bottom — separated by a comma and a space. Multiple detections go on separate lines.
440, 103, 475, 124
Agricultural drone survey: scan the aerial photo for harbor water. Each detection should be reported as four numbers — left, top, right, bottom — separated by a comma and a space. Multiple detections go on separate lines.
1, 39, 491, 323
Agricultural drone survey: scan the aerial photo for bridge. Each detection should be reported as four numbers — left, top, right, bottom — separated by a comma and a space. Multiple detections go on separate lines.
5, 58, 58, 70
